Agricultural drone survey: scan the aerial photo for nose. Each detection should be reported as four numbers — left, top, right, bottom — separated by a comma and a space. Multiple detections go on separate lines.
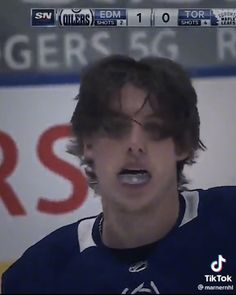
127, 120, 147, 156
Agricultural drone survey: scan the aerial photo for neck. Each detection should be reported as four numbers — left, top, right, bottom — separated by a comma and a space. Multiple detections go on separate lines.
101, 189, 180, 249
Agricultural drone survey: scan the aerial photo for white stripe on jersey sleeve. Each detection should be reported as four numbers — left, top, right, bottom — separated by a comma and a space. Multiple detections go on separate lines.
179, 190, 199, 227
77, 217, 97, 253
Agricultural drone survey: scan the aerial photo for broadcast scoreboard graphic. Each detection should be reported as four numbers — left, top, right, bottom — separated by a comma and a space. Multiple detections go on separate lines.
31, 8, 236, 27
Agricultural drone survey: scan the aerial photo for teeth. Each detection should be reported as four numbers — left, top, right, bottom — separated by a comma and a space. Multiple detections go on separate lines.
118, 173, 151, 185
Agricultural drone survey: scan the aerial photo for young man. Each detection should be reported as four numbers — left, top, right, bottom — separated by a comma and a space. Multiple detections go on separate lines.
2, 55, 236, 294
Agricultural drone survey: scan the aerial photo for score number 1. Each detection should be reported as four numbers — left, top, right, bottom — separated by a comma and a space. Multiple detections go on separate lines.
127, 9, 152, 27
137, 12, 142, 23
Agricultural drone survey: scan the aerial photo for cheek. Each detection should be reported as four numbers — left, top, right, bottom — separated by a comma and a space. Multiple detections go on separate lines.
93, 140, 120, 173
151, 139, 177, 168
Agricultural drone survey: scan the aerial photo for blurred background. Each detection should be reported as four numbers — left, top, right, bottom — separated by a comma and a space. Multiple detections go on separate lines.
1, 0, 236, 278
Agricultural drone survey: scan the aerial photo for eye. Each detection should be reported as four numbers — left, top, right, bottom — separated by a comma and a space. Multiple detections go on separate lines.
144, 122, 160, 132
100, 116, 130, 138
144, 122, 170, 140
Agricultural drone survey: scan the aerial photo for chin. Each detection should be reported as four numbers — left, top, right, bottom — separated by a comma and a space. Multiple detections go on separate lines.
113, 192, 159, 213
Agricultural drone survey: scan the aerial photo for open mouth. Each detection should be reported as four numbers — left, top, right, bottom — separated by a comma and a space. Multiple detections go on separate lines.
117, 169, 151, 185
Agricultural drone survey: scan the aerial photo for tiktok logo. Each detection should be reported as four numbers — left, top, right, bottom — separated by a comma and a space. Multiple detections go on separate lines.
211, 255, 226, 272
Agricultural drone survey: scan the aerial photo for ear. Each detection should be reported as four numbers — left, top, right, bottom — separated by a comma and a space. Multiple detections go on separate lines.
174, 141, 190, 162
176, 150, 189, 161
175, 144, 189, 162
83, 138, 94, 160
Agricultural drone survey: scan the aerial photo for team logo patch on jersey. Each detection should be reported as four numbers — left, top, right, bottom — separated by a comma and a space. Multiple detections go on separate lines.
122, 281, 160, 294
129, 261, 148, 273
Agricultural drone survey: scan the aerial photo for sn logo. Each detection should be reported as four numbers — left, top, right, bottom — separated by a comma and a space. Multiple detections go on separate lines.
31, 9, 55, 26
211, 255, 226, 272
35, 12, 53, 20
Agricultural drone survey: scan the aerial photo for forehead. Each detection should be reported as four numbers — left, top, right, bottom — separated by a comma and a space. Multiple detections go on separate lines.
110, 83, 155, 118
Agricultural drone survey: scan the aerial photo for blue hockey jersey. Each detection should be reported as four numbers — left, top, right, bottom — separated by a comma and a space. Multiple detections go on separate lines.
2, 186, 236, 294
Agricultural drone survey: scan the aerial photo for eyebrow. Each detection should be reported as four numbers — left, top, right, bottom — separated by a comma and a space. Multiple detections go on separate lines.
105, 111, 129, 119
106, 111, 161, 124
144, 113, 159, 119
